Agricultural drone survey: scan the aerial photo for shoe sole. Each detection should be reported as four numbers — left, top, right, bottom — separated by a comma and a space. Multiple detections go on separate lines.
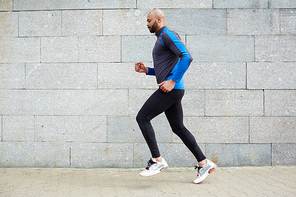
140, 167, 168, 177
194, 164, 217, 184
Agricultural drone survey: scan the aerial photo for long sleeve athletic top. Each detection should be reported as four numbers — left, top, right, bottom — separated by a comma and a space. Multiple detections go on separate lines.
147, 26, 193, 90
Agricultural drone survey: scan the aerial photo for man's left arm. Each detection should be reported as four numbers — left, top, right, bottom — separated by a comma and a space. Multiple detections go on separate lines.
162, 32, 193, 83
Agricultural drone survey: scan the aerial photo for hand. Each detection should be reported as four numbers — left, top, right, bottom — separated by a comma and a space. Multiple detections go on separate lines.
135, 62, 148, 73
158, 79, 176, 93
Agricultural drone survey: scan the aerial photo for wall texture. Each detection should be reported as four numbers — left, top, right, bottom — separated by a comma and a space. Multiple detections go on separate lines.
0, 0, 295, 168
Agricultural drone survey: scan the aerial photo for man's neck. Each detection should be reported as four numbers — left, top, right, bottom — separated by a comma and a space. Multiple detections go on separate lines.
155, 26, 166, 36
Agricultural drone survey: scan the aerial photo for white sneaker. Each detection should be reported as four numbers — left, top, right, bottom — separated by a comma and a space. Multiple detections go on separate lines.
140, 158, 168, 177
193, 159, 217, 184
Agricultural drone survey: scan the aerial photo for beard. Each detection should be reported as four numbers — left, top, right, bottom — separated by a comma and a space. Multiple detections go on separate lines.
148, 20, 158, 33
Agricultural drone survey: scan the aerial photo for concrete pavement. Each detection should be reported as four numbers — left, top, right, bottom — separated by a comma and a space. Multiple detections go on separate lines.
0, 166, 295, 197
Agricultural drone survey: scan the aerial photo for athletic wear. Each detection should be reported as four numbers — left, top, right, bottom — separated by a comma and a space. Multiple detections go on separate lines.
147, 26, 193, 90
137, 26, 208, 179
193, 159, 217, 184
136, 89, 206, 161
140, 158, 168, 177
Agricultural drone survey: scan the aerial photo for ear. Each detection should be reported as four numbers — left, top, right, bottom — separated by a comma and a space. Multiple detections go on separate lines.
157, 16, 162, 23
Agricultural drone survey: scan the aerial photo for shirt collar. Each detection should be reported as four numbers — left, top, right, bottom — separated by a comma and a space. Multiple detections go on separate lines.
155, 26, 166, 37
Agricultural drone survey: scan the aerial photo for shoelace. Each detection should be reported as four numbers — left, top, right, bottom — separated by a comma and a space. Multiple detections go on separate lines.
146, 159, 156, 170
195, 165, 202, 176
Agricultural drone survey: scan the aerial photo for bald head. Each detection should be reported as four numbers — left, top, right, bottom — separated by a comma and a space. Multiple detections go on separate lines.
149, 9, 165, 21
147, 9, 166, 33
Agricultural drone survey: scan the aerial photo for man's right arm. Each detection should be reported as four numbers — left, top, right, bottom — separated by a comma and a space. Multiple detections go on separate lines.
135, 62, 155, 75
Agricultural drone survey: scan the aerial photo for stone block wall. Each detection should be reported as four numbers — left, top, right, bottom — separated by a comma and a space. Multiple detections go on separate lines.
0, 0, 295, 168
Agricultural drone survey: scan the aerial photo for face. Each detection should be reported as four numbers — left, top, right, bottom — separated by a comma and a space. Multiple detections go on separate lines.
147, 12, 158, 33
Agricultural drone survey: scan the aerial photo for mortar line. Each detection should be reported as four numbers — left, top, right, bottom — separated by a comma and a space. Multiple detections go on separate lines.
203, 89, 206, 117
225, 8, 228, 35
263, 89, 265, 116
253, 35, 256, 62
69, 147, 72, 166
97, 63, 99, 89
248, 116, 250, 144
34, 115, 36, 142
101, 10, 104, 35
271, 143, 273, 166
17, 6, 19, 37
245, 62, 248, 90
24, 63, 27, 79
1, 116, 3, 141
60, 10, 63, 36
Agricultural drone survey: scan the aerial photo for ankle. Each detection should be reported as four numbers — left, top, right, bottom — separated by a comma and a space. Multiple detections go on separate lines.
198, 159, 207, 167
153, 156, 162, 162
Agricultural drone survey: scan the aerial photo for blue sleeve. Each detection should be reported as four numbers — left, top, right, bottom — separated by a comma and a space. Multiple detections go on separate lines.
162, 29, 192, 82
146, 67, 155, 75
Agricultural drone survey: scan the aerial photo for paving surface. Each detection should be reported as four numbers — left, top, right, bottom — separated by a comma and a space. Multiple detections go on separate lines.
0, 166, 295, 197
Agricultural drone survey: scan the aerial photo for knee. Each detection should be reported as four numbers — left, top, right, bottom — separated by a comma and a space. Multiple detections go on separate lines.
136, 112, 145, 124
136, 112, 149, 125
136, 113, 142, 124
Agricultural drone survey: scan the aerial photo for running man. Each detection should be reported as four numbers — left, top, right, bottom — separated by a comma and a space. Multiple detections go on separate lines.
135, 9, 216, 184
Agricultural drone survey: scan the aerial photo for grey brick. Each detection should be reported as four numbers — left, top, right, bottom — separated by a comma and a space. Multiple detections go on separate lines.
164, 9, 226, 35
62, 10, 102, 36
0, 12, 18, 37
103, 9, 148, 36
19, 11, 61, 37
79, 36, 120, 63
134, 143, 204, 168
107, 115, 172, 143
35, 116, 107, 143
0, 0, 13, 11
269, 0, 296, 8
14, 0, 136, 10
137, 0, 212, 8
97, 63, 155, 89
247, 62, 296, 89
25, 63, 97, 89
179, 117, 249, 143
213, 0, 268, 8
107, 116, 142, 143
250, 117, 296, 143
41, 37, 78, 63
255, 36, 296, 61
0, 64, 25, 89
273, 144, 296, 166
227, 9, 280, 35
184, 62, 246, 89
265, 90, 296, 116
0, 142, 70, 167
0, 90, 55, 116
280, 9, 296, 35
122, 36, 155, 62
205, 90, 264, 116
71, 143, 133, 168
128, 89, 157, 116
0, 90, 128, 116
187, 36, 254, 62
182, 90, 205, 116
3, 116, 34, 141
0, 38, 40, 63
54, 90, 129, 116
206, 144, 272, 167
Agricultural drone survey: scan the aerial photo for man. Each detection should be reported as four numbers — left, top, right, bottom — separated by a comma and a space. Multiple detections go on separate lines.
135, 9, 216, 184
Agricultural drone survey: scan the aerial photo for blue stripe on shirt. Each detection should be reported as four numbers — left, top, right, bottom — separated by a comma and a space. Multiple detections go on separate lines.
162, 28, 191, 86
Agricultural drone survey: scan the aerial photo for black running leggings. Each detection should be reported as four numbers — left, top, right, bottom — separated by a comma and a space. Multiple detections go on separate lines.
136, 88, 206, 162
